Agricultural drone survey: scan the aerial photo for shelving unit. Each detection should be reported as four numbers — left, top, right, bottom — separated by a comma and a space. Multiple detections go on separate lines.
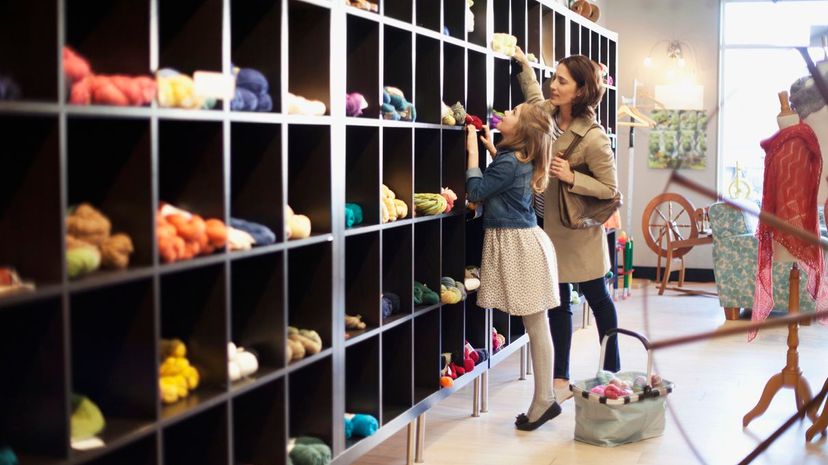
0, 1, 617, 464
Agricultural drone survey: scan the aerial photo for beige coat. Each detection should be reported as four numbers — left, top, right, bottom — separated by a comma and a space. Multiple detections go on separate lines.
517, 66, 618, 283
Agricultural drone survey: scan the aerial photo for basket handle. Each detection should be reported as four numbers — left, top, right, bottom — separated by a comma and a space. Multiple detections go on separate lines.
599, 328, 654, 389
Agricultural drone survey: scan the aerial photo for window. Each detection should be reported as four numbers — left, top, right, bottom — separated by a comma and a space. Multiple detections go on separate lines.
719, 0, 828, 201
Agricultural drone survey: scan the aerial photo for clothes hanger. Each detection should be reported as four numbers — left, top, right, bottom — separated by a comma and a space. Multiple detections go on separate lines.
617, 104, 655, 127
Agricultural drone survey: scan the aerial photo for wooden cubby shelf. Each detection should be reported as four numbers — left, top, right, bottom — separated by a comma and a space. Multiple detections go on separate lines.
0, 1, 617, 463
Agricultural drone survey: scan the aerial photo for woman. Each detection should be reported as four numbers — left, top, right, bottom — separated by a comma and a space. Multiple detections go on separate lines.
513, 47, 621, 402
467, 103, 561, 431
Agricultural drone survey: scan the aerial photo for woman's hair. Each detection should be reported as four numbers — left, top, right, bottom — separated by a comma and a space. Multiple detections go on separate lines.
497, 103, 554, 194
558, 55, 605, 119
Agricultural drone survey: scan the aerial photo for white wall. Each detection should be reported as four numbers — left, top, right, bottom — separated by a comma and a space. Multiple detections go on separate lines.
602, 0, 721, 269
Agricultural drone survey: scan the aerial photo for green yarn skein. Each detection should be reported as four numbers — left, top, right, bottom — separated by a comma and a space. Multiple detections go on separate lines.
289, 437, 331, 465
67, 246, 101, 278
71, 394, 105, 440
0, 446, 18, 465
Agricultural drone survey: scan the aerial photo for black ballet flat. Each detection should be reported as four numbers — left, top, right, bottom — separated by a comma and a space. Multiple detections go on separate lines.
515, 402, 562, 431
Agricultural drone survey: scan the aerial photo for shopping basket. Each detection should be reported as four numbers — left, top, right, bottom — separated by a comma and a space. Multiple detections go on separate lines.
570, 328, 674, 447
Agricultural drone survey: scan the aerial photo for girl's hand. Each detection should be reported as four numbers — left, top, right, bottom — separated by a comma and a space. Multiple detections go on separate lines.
513, 46, 530, 67
550, 153, 575, 185
479, 125, 496, 156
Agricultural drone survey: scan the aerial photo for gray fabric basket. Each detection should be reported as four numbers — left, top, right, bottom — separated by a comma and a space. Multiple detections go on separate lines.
570, 328, 674, 447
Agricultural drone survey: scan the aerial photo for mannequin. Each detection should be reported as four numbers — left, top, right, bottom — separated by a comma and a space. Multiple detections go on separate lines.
790, 59, 828, 206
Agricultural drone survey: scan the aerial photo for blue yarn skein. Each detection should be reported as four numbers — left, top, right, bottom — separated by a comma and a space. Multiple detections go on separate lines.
0, 446, 18, 465
349, 414, 378, 438
345, 203, 364, 228
0, 75, 22, 101
232, 68, 272, 112
344, 417, 354, 440
230, 218, 276, 246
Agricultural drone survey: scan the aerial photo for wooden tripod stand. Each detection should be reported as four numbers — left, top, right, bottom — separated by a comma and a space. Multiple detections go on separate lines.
743, 264, 819, 427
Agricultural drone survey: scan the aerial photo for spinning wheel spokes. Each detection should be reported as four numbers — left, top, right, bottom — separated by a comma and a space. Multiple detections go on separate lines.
641, 193, 700, 259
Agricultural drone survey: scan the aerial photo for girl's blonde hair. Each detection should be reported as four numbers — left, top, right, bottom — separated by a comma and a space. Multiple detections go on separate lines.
497, 103, 555, 194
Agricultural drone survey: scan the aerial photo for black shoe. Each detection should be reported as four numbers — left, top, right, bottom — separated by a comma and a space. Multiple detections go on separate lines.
515, 402, 562, 431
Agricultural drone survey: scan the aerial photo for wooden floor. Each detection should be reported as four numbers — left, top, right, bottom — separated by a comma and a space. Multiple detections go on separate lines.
354, 282, 828, 465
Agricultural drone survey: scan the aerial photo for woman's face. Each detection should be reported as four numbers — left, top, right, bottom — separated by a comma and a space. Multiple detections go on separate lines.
497, 104, 522, 136
549, 63, 579, 107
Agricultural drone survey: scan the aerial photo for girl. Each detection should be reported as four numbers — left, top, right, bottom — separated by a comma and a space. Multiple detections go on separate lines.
466, 103, 561, 431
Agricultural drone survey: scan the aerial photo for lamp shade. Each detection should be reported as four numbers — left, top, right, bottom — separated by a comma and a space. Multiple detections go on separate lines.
655, 83, 704, 110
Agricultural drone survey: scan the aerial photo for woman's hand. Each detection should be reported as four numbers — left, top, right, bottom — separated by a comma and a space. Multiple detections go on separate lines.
513, 46, 530, 67
550, 153, 575, 185
479, 125, 496, 156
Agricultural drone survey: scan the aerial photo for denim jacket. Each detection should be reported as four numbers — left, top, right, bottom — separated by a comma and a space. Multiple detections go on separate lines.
466, 150, 537, 229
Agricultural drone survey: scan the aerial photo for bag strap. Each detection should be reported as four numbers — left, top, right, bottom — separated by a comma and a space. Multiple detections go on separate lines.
560, 123, 601, 160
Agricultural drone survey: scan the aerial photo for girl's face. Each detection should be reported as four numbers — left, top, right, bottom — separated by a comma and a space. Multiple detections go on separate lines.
549, 63, 579, 107
497, 104, 522, 136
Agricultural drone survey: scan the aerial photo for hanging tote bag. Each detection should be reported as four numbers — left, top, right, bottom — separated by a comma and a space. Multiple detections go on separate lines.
557, 124, 623, 229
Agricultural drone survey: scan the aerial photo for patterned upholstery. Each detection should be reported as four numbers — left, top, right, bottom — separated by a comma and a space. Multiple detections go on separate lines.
709, 201, 823, 313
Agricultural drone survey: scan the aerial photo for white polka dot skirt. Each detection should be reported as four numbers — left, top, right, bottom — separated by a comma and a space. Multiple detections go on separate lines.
477, 226, 560, 316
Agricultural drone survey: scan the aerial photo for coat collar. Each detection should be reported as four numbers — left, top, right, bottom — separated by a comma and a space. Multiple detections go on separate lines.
551, 106, 595, 137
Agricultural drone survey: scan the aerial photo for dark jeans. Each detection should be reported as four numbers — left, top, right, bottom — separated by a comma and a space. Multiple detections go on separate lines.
549, 277, 620, 379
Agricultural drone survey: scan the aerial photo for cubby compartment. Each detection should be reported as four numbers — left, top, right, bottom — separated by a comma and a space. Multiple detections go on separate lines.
464, 216, 484, 271
289, 356, 333, 447
555, 12, 566, 60
527, 1, 541, 61
414, 128, 441, 196
288, 1, 330, 114
413, 221, 441, 308
231, 122, 284, 243
493, 0, 509, 36
608, 88, 616, 134
580, 25, 590, 56
467, 50, 487, 119
467, 0, 488, 47
159, 0, 223, 75
492, 310, 510, 350
0, 300, 66, 460
601, 36, 609, 70
233, 379, 286, 465
413, 309, 439, 402
384, 0, 412, 23
441, 215, 465, 282
346, 126, 380, 227
440, 304, 464, 373
541, 6, 554, 66
0, 1, 58, 101
510, 62, 526, 106
0, 116, 62, 287
443, 0, 465, 40
231, 0, 283, 112
510, 0, 526, 50
493, 59, 510, 112
231, 252, 285, 377
288, 124, 332, 235
569, 22, 579, 55
382, 127, 413, 209
415, 0, 440, 31
287, 242, 332, 355
159, 120, 225, 224
346, 232, 381, 332
160, 265, 228, 418
81, 435, 157, 465
442, 43, 465, 110
163, 404, 229, 465
509, 314, 525, 343
345, 336, 380, 447
384, 26, 413, 103
382, 322, 412, 424
382, 226, 413, 323
465, 294, 487, 352
608, 40, 617, 83
414, 35, 441, 124
591, 31, 600, 61
70, 280, 156, 447
347, 15, 380, 118
67, 117, 153, 272
66, 0, 150, 77
441, 129, 466, 203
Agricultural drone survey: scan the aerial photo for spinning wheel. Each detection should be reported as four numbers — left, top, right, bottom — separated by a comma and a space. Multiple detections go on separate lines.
641, 193, 699, 259
641, 193, 714, 295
